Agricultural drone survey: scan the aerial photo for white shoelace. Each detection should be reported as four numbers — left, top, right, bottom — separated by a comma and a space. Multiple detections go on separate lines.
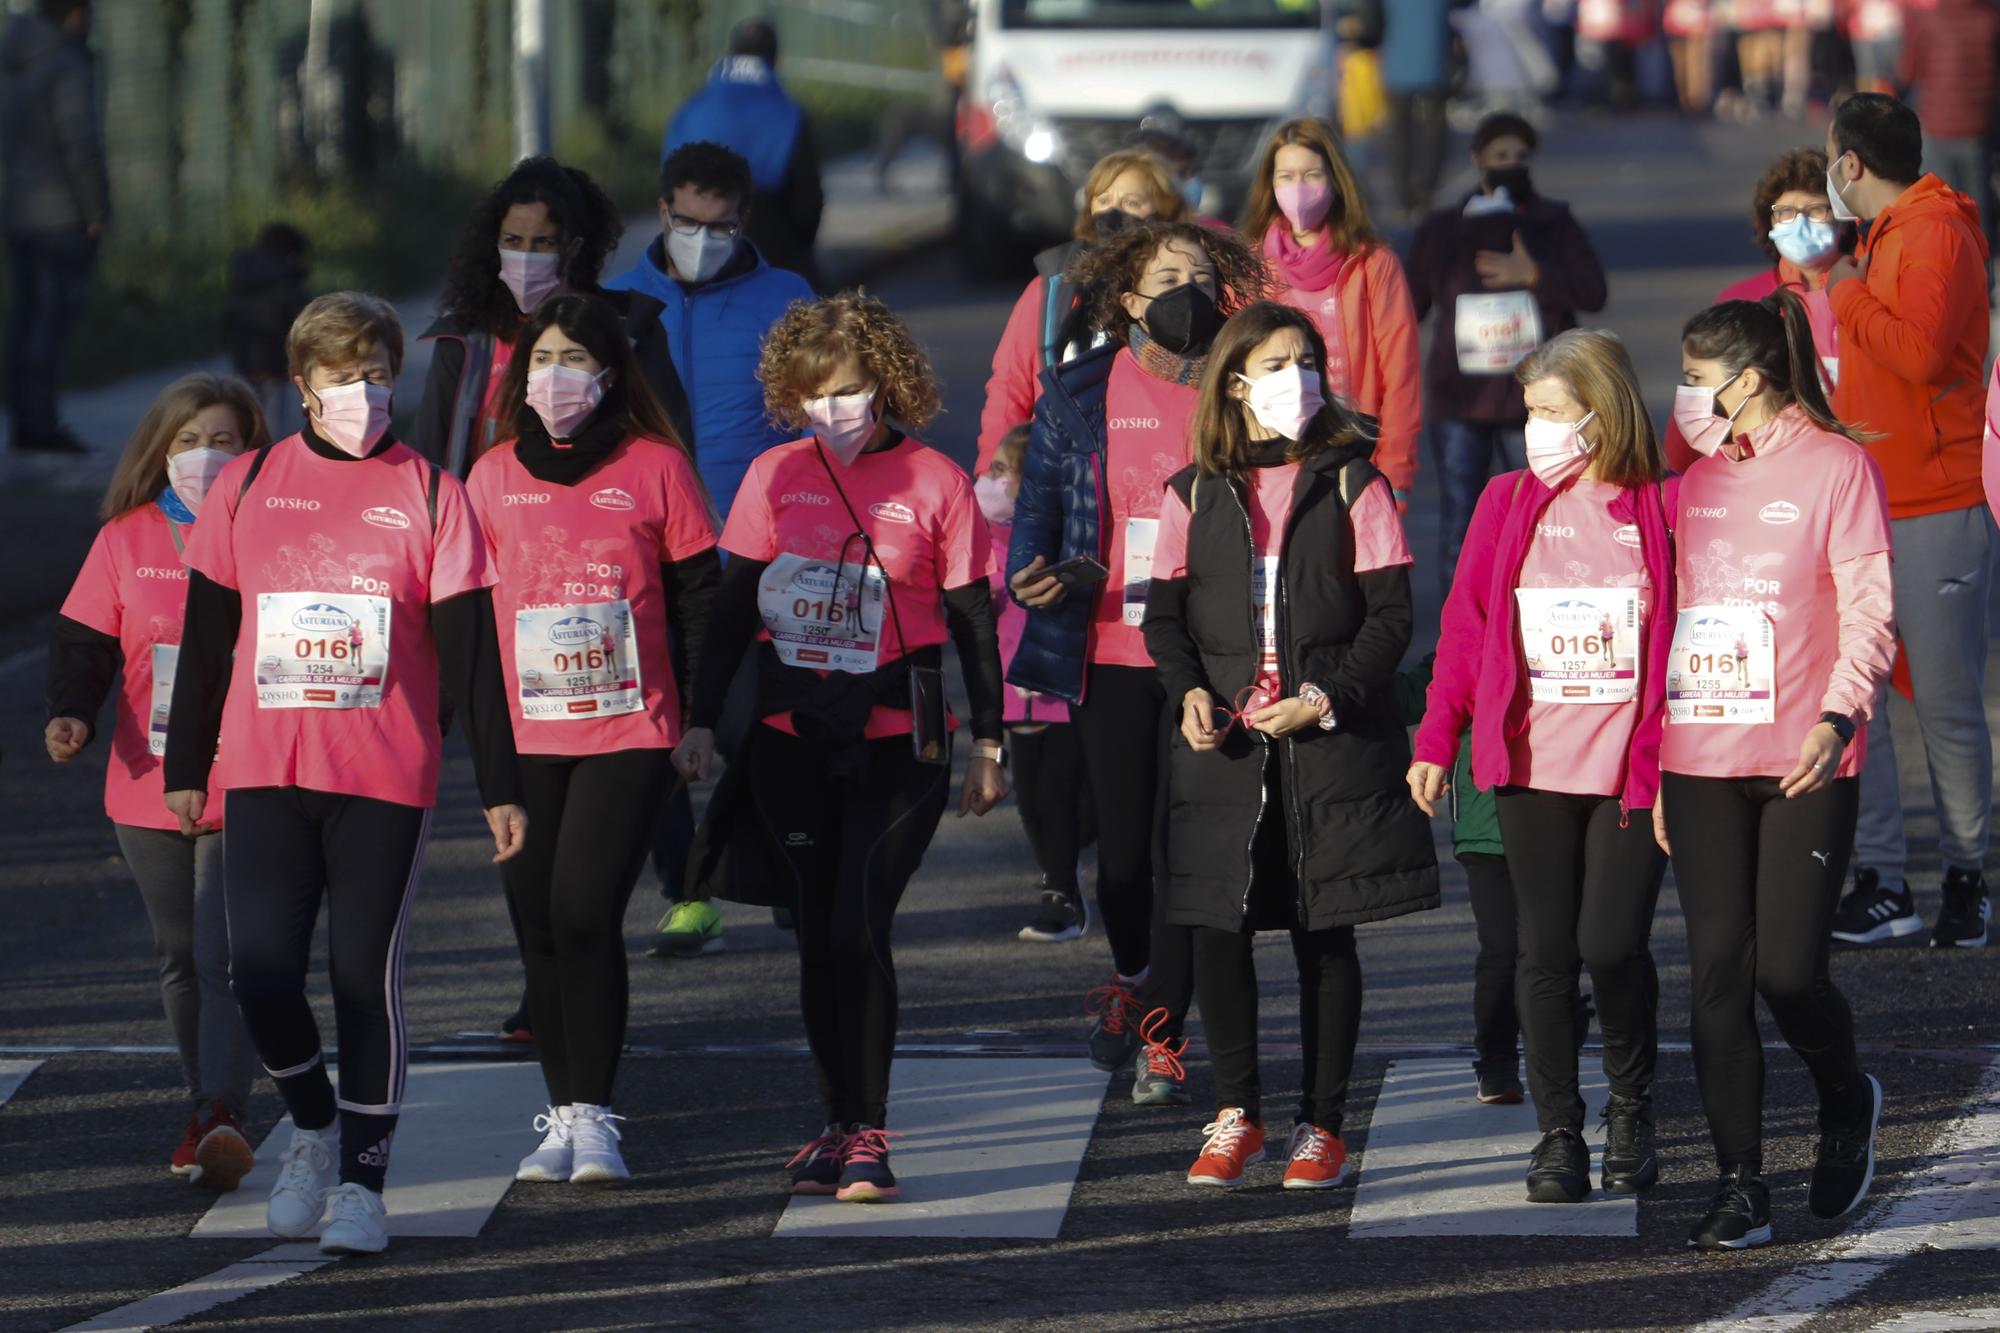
1200, 1110, 1254, 1157
569, 1106, 626, 1148
531, 1106, 573, 1149
275, 1131, 331, 1192
325, 1183, 376, 1226
1290, 1126, 1335, 1163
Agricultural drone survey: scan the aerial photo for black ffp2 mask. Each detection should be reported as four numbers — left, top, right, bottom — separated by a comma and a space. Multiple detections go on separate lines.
1140, 283, 1222, 356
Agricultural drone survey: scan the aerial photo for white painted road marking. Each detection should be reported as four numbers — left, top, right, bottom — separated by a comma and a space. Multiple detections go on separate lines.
0, 1057, 41, 1105
192, 1060, 544, 1239
57, 1244, 332, 1333
1348, 1057, 1638, 1238
1691, 1055, 2000, 1333
1862, 1313, 2000, 1332
774, 1057, 1109, 1239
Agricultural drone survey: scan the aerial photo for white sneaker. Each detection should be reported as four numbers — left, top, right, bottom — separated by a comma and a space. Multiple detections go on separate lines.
567, 1104, 630, 1185
266, 1125, 335, 1238
515, 1105, 574, 1183
318, 1182, 389, 1255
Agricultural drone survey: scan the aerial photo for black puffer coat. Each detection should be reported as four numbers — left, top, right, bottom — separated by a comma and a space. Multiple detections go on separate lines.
1142, 444, 1438, 932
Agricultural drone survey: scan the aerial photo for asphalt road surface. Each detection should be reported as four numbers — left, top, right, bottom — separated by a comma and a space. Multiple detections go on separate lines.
3, 112, 1998, 1332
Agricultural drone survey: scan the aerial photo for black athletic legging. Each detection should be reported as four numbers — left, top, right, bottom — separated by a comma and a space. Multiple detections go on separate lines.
1070, 663, 1165, 973
1460, 851, 1523, 1076
748, 725, 950, 1129
1009, 721, 1095, 893
1662, 772, 1871, 1174
1494, 788, 1666, 1135
225, 786, 431, 1193
502, 747, 670, 1108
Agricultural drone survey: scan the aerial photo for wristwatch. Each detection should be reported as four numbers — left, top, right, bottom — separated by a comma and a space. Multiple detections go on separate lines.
1818, 711, 1856, 744
972, 741, 1007, 765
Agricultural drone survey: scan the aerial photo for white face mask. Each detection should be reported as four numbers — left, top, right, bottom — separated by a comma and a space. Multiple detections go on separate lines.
666, 225, 737, 284
1827, 152, 1861, 223
497, 247, 561, 314
1671, 372, 1748, 459
805, 389, 881, 467
1523, 410, 1598, 487
308, 380, 393, 457
165, 446, 233, 516
1235, 365, 1325, 441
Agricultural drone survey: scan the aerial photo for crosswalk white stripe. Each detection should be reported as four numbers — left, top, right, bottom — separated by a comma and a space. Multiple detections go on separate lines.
773, 1057, 1109, 1239
58, 1244, 332, 1332
191, 1061, 544, 1239
1860, 1312, 2000, 1332
0, 1058, 42, 1105
1689, 1054, 2000, 1333
1347, 1058, 1638, 1238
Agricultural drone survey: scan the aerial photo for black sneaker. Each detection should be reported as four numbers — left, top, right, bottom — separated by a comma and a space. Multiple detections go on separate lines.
1084, 978, 1141, 1072
1930, 868, 1990, 948
1525, 1127, 1590, 1203
785, 1125, 847, 1196
834, 1126, 900, 1203
1809, 1073, 1882, 1219
1599, 1095, 1658, 1194
1474, 1068, 1524, 1105
1688, 1168, 1773, 1250
1018, 887, 1089, 943
1831, 867, 1924, 945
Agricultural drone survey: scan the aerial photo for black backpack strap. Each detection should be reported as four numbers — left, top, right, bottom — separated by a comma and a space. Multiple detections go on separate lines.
235, 443, 274, 505
426, 462, 442, 533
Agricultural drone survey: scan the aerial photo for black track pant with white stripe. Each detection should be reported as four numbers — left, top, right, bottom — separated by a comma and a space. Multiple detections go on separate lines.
224, 786, 431, 1192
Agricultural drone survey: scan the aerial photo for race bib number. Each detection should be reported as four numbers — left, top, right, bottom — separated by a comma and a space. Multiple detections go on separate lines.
1515, 587, 1641, 704
254, 592, 390, 710
758, 551, 885, 674
148, 644, 178, 756
1123, 518, 1158, 626
1667, 605, 1776, 725
1455, 291, 1544, 375
514, 602, 642, 720
1253, 556, 1281, 677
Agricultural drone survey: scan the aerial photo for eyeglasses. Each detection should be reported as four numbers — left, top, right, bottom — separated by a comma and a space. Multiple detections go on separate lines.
667, 212, 743, 239
1770, 203, 1835, 224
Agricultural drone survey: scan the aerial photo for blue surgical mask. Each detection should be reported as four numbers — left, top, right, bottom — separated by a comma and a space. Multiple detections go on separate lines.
1769, 214, 1840, 267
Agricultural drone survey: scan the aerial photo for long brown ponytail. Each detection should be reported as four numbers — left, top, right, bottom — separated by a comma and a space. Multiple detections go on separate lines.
1679, 289, 1860, 441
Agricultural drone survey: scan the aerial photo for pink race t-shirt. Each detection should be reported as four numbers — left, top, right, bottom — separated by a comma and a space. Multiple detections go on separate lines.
1153, 465, 1412, 697
467, 435, 718, 755
59, 504, 226, 830
720, 435, 989, 738
1509, 478, 1652, 797
1662, 412, 1893, 780
1094, 351, 1199, 668
181, 436, 491, 808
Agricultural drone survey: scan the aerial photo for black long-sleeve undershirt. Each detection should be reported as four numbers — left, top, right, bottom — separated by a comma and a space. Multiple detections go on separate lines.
432, 588, 522, 808
162, 570, 239, 793
661, 548, 721, 718
46, 615, 122, 743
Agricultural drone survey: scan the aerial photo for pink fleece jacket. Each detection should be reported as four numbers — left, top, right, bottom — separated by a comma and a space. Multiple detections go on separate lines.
1414, 469, 1681, 813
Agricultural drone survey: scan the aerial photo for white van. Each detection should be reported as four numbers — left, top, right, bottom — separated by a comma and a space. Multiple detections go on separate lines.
953, 0, 1337, 272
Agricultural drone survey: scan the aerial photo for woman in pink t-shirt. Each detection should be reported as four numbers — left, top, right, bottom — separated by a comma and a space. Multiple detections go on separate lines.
1413, 329, 1675, 1209
1661, 290, 1896, 1252
467, 293, 719, 1188
1142, 301, 1436, 1191
46, 373, 267, 1192
162, 293, 527, 1257
673, 294, 1007, 1204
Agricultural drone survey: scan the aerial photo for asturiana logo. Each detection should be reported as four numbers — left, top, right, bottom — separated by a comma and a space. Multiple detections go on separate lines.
291, 602, 356, 633
1687, 615, 1737, 649
869, 501, 916, 524
1613, 524, 1642, 548
547, 616, 604, 647
1759, 500, 1800, 525
362, 506, 410, 530
590, 487, 636, 511
1546, 599, 1603, 628
791, 563, 842, 598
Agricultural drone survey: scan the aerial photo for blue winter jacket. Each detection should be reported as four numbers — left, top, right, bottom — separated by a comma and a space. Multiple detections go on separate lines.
664, 57, 803, 194
603, 237, 812, 517
1004, 342, 1119, 705
1381, 0, 1457, 94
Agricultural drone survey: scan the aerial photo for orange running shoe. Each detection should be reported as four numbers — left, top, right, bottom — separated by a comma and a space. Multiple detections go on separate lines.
1185, 1108, 1265, 1187
191, 1101, 255, 1193
1281, 1123, 1348, 1190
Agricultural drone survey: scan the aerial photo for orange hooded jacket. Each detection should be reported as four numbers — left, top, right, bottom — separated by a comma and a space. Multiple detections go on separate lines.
1831, 173, 1991, 520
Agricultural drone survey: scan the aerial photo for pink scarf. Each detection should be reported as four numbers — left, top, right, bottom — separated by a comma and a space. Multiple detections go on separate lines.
1262, 224, 1348, 295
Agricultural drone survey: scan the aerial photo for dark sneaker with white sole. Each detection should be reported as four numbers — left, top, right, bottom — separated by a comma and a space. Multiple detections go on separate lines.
1688, 1169, 1772, 1250
1831, 868, 1924, 945
1475, 1069, 1524, 1105
1018, 887, 1089, 943
1525, 1128, 1590, 1203
1930, 868, 1990, 948
1809, 1073, 1883, 1219
1599, 1095, 1658, 1194
1084, 978, 1141, 1072
835, 1127, 900, 1203
786, 1125, 847, 1196
1132, 1007, 1191, 1106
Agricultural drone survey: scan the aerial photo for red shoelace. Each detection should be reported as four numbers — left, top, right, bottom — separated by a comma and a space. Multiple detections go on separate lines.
1084, 981, 1138, 1036
786, 1129, 846, 1170
843, 1128, 901, 1165
1138, 1006, 1186, 1081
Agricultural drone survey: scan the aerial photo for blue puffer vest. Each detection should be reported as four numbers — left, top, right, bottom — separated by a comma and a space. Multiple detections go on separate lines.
1004, 342, 1119, 705
663, 57, 803, 193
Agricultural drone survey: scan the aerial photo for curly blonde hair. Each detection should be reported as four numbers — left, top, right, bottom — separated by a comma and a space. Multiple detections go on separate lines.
758, 292, 942, 432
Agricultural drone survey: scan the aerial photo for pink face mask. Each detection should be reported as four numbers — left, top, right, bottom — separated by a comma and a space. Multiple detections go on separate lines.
806, 389, 881, 467
526, 364, 607, 440
309, 380, 393, 457
974, 474, 1016, 527
1672, 373, 1746, 459
1275, 180, 1333, 233
1523, 410, 1598, 487
497, 247, 561, 314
